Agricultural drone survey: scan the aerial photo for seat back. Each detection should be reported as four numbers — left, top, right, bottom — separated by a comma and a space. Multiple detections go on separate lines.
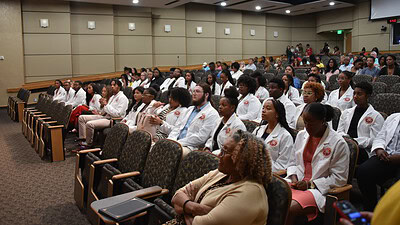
343, 137, 359, 184
211, 95, 221, 110
390, 83, 400, 94
328, 74, 339, 91
171, 151, 219, 200
242, 120, 260, 133
243, 69, 254, 75
22, 89, 30, 103
123, 87, 133, 99
160, 91, 169, 104
16, 88, 24, 99
353, 74, 372, 84
376, 75, 400, 87
140, 139, 182, 191
371, 82, 387, 95
119, 130, 152, 174
372, 93, 400, 115
102, 123, 130, 159
331, 107, 341, 131
266, 174, 292, 225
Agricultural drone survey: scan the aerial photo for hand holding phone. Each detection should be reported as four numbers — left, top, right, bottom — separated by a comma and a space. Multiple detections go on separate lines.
334, 200, 371, 225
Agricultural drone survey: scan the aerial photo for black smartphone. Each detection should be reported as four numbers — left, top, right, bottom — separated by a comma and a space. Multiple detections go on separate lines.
333, 200, 370, 225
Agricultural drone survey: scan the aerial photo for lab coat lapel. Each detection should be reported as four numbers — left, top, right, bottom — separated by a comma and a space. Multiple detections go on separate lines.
357, 105, 374, 128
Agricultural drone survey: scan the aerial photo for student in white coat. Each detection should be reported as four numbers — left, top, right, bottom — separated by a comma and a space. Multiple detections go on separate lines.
160, 68, 186, 92
263, 78, 296, 129
206, 73, 221, 96
53, 80, 66, 101
168, 83, 220, 157
62, 81, 75, 103
327, 71, 355, 111
293, 82, 325, 131
252, 71, 270, 102
253, 98, 295, 172
66, 81, 86, 108
219, 69, 234, 96
230, 62, 243, 82
337, 82, 384, 164
184, 72, 196, 95
121, 87, 157, 133
236, 75, 262, 121
205, 87, 246, 154
299, 74, 328, 104
282, 74, 301, 105
357, 112, 400, 211
148, 87, 191, 141
285, 103, 350, 225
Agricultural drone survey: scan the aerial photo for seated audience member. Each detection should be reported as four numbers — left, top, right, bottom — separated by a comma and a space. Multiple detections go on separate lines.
142, 70, 153, 88
244, 58, 257, 71
170, 130, 271, 225
206, 73, 221, 96
205, 87, 246, 154
351, 59, 364, 75
283, 74, 301, 105
333, 46, 341, 56
264, 60, 274, 71
252, 71, 270, 102
285, 65, 301, 89
378, 55, 386, 70
216, 61, 222, 70
149, 87, 191, 141
219, 69, 234, 96
217, 63, 229, 77
316, 56, 325, 69
337, 81, 384, 164
292, 57, 301, 67
126, 86, 144, 115
325, 58, 340, 82
339, 56, 353, 72
208, 62, 217, 75
236, 75, 262, 121
294, 82, 325, 131
339, 180, 400, 225
185, 72, 196, 94
121, 87, 157, 133
120, 74, 129, 88
130, 73, 141, 89
275, 59, 284, 72
263, 78, 296, 128
357, 112, 400, 211
138, 71, 149, 87
239, 61, 246, 71
305, 44, 313, 56
168, 83, 220, 156
62, 80, 75, 103
360, 56, 380, 78
300, 57, 310, 67
231, 62, 243, 81
327, 71, 355, 111
53, 80, 66, 101
78, 79, 128, 148
66, 81, 86, 108
149, 68, 165, 88
69, 83, 102, 128
253, 98, 295, 172
285, 103, 350, 225
160, 68, 185, 92
302, 66, 326, 90
378, 54, 400, 76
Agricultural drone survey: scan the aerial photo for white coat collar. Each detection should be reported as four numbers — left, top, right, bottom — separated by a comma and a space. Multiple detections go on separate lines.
302, 126, 333, 159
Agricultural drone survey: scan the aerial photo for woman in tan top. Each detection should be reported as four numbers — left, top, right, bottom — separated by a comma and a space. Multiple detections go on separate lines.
168, 130, 272, 225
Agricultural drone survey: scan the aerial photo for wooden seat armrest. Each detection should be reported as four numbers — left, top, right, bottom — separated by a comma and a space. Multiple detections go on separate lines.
274, 169, 287, 176
43, 121, 58, 124
141, 189, 169, 200
131, 186, 164, 199
93, 158, 118, 166
77, 148, 101, 154
26, 108, 38, 111
111, 117, 123, 121
48, 125, 64, 129
112, 171, 140, 180
31, 111, 43, 114
33, 114, 47, 117
38, 117, 52, 121
328, 184, 352, 195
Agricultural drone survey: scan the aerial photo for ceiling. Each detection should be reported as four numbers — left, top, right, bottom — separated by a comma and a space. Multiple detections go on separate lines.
62, 0, 355, 16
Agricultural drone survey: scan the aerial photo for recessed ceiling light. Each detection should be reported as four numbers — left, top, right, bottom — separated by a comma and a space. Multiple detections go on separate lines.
132, 0, 139, 4
255, 6, 261, 10
285, 9, 291, 14
329, 1, 335, 6
221, 2, 227, 6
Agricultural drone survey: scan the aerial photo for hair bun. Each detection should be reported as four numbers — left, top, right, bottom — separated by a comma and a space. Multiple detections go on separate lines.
224, 86, 239, 99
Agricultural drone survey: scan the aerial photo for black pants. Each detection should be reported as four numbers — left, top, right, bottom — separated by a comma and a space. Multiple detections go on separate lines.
356, 156, 400, 211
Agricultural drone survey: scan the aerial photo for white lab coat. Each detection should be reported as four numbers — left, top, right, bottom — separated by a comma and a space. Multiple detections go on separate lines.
210, 83, 221, 96
205, 114, 246, 153
168, 102, 220, 150
237, 94, 262, 121
231, 70, 243, 82
66, 88, 86, 108
285, 86, 302, 105
255, 86, 270, 102
101, 91, 129, 118
53, 87, 66, 101
327, 87, 355, 111
219, 81, 234, 96
62, 88, 75, 103
155, 105, 188, 136
286, 127, 350, 213
293, 104, 307, 130
130, 80, 141, 89
337, 105, 384, 151
371, 113, 400, 155
253, 123, 295, 172
256, 95, 296, 127
160, 77, 186, 92
123, 100, 156, 133
88, 94, 102, 111
186, 82, 197, 95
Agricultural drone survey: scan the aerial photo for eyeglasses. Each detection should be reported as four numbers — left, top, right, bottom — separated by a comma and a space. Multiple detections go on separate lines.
303, 91, 314, 96
193, 89, 204, 94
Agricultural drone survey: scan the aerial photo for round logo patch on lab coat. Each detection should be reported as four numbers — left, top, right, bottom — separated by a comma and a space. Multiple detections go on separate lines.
244, 100, 249, 105
226, 127, 231, 134
344, 97, 351, 102
199, 114, 206, 120
174, 110, 180, 116
269, 140, 278, 147
322, 147, 332, 157
365, 116, 373, 124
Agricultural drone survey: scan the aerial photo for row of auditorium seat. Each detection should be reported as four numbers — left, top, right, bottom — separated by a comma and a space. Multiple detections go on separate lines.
7, 88, 30, 122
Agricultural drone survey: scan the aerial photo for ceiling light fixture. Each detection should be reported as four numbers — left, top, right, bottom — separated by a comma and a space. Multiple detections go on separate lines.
285, 9, 291, 14
220, 2, 227, 6
329, 1, 335, 6
132, 0, 139, 4
255, 6, 261, 10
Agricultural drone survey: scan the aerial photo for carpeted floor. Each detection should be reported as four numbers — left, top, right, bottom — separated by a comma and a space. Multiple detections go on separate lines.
0, 109, 90, 225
